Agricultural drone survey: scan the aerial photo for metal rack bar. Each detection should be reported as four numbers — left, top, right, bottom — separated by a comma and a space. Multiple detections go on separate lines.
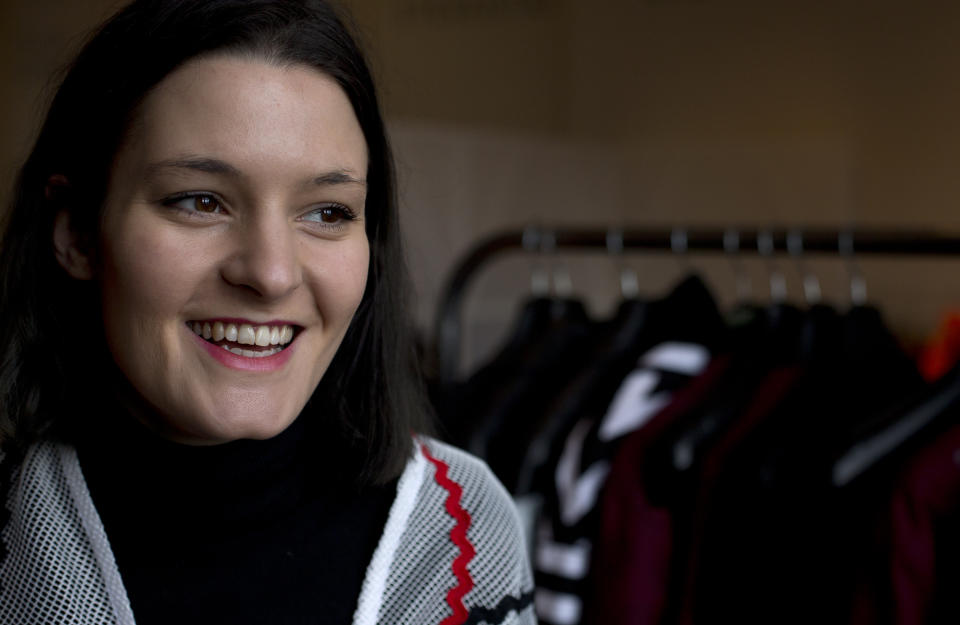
434, 227, 960, 382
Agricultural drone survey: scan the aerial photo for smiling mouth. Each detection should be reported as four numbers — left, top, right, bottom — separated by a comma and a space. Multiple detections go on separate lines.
187, 320, 299, 358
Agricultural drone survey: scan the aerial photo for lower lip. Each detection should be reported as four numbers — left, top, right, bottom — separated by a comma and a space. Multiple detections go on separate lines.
189, 329, 295, 372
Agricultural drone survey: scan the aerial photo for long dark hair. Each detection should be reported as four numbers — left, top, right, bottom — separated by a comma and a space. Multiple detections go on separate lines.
0, 0, 431, 484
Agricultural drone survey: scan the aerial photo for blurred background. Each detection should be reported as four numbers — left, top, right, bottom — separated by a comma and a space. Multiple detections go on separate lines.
5, 2, 960, 623
5, 1, 960, 370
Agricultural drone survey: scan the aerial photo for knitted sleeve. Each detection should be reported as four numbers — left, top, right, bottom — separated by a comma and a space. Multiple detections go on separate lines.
0, 441, 135, 624
3, 438, 536, 625
355, 438, 536, 625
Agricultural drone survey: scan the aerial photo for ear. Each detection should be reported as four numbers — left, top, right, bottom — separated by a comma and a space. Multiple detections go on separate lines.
49, 176, 94, 280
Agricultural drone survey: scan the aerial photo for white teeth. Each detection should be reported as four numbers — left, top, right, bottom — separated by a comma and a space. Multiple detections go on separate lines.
192, 321, 294, 348
255, 326, 271, 347
220, 344, 281, 358
238, 324, 256, 345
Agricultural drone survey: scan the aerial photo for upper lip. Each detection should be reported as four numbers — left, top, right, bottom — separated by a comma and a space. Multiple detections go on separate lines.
187, 317, 302, 327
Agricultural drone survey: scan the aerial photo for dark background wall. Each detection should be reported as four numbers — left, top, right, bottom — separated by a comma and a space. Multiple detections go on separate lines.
4, 0, 960, 372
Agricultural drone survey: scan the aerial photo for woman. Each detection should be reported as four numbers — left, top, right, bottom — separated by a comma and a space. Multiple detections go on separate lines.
0, 1, 535, 623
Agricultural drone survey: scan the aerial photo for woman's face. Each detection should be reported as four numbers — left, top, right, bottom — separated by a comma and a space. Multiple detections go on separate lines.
90, 55, 369, 444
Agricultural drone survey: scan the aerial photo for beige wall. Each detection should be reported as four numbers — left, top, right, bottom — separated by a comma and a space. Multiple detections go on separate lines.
4, 1, 960, 373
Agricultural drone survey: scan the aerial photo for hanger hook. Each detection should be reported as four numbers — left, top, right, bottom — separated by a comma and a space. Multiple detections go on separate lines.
758, 229, 787, 303
839, 231, 867, 306
524, 225, 550, 296
787, 229, 821, 305
671, 228, 688, 255
522, 225, 540, 252
607, 228, 639, 299
671, 228, 690, 273
724, 228, 751, 301
539, 229, 573, 298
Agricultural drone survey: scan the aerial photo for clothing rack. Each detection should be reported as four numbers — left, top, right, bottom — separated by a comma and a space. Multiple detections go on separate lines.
434, 227, 960, 382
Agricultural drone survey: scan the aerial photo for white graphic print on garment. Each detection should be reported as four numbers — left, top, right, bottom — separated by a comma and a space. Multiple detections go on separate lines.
534, 341, 711, 625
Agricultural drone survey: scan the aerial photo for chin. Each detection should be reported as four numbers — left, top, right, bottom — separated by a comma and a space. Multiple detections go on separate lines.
159, 406, 301, 446
178, 385, 310, 444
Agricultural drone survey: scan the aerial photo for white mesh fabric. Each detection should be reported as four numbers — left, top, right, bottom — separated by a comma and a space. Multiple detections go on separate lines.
0, 437, 534, 625
352, 445, 428, 625
0, 441, 133, 624
371, 439, 535, 625
438, 442, 534, 619
376, 443, 459, 624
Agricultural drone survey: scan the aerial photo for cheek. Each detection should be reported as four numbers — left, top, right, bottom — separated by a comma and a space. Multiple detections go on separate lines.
346, 241, 371, 306
99, 216, 212, 325
307, 238, 370, 324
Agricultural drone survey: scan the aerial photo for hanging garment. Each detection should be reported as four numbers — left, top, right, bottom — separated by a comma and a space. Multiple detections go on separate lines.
532, 339, 713, 625
476, 300, 598, 489
833, 331, 960, 624
581, 302, 805, 625
688, 305, 924, 625
672, 365, 804, 625
832, 362, 960, 490
443, 297, 596, 481
512, 297, 650, 498
434, 296, 556, 448
885, 421, 960, 625
517, 276, 727, 501
917, 311, 960, 382
637, 303, 804, 508
526, 276, 725, 625
584, 355, 737, 625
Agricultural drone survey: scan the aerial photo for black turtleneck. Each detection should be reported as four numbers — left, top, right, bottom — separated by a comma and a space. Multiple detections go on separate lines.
74, 407, 397, 625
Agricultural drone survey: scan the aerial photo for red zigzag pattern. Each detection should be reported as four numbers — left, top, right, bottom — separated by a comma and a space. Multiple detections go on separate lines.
421, 444, 477, 625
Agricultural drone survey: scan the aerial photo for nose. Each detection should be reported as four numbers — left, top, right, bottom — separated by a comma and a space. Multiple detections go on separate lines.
220, 214, 302, 300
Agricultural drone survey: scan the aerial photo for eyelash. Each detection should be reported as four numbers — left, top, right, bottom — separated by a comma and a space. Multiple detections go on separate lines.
300, 203, 358, 231
160, 192, 359, 231
161, 192, 226, 217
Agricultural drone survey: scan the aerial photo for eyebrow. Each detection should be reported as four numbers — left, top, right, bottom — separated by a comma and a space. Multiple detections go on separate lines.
312, 171, 367, 187
145, 156, 367, 187
146, 156, 241, 177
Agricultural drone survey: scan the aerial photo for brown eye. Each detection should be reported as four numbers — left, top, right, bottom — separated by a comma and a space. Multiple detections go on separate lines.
194, 195, 220, 212
164, 193, 225, 216
319, 207, 340, 223
302, 204, 356, 227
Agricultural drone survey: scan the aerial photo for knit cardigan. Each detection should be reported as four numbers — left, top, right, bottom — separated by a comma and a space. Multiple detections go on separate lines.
0, 437, 536, 625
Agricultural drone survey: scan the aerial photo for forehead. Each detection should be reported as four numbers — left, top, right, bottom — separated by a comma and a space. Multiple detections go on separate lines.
119, 54, 368, 179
